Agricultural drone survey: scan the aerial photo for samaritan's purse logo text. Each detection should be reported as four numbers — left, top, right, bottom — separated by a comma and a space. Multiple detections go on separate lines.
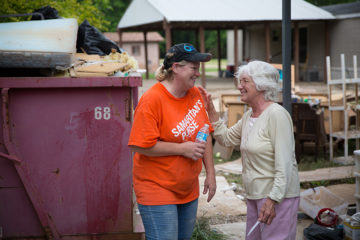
172, 99, 203, 140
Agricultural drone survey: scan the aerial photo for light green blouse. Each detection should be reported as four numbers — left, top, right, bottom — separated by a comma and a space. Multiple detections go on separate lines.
212, 103, 300, 202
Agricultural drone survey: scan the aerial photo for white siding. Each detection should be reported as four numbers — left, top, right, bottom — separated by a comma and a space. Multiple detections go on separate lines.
304, 22, 326, 81
226, 30, 243, 65
122, 42, 160, 72
329, 18, 360, 67
248, 29, 266, 61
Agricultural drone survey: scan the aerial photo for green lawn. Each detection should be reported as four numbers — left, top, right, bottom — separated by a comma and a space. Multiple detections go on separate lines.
141, 72, 155, 79
205, 59, 228, 71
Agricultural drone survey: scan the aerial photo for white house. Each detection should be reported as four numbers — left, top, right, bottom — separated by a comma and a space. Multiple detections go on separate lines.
227, 1, 360, 82
104, 32, 164, 73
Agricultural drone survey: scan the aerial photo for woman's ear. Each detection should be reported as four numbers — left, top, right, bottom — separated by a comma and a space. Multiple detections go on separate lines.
172, 63, 180, 73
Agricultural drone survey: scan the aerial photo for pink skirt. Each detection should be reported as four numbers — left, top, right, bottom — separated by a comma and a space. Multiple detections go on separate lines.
246, 197, 300, 240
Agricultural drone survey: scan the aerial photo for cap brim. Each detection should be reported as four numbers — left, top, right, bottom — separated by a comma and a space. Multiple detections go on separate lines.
185, 53, 212, 63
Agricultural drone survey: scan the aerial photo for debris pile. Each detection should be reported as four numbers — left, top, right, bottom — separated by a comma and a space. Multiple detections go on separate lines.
70, 49, 139, 77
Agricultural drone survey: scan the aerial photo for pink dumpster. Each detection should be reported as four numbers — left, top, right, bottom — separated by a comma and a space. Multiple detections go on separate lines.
0, 76, 142, 240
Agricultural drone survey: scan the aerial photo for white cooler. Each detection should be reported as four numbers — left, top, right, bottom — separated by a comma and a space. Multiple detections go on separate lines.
0, 18, 78, 69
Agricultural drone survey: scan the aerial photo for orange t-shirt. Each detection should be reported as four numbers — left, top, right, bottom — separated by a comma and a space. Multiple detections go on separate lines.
128, 82, 212, 205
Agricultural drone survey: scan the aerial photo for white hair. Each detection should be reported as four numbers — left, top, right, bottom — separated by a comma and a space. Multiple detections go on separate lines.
235, 60, 280, 101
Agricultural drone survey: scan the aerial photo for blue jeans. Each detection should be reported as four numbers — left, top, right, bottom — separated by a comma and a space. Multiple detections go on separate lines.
137, 199, 198, 240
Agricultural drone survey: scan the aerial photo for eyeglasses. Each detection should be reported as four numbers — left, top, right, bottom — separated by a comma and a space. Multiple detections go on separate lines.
174, 63, 200, 72
239, 79, 251, 86
187, 65, 200, 72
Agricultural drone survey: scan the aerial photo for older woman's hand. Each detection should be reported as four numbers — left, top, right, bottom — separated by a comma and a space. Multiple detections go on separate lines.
197, 86, 219, 122
197, 86, 211, 111
259, 198, 277, 225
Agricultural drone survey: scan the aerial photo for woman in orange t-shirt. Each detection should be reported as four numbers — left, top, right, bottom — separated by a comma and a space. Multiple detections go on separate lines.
128, 43, 216, 240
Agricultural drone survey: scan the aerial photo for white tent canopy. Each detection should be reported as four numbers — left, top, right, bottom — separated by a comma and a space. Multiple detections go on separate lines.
118, 0, 334, 30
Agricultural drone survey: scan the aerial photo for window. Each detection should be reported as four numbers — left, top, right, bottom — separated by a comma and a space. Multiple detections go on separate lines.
299, 28, 307, 63
131, 45, 141, 56
291, 28, 307, 63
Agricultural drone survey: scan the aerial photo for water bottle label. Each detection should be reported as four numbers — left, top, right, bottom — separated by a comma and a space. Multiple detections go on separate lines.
196, 132, 208, 142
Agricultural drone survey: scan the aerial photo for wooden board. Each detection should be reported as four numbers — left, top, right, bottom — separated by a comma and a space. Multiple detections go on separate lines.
219, 93, 242, 113
214, 159, 242, 175
72, 53, 129, 77
75, 62, 128, 74
225, 101, 248, 127
71, 71, 109, 77
213, 161, 355, 185
75, 53, 103, 61
221, 91, 350, 134
299, 166, 354, 183
271, 63, 295, 91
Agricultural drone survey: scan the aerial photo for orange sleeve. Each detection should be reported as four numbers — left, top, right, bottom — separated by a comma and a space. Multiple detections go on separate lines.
128, 89, 161, 148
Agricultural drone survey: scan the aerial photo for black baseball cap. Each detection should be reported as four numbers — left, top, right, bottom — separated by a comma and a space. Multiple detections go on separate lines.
163, 43, 212, 70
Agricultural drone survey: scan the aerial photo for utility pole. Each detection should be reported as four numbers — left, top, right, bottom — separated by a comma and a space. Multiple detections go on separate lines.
282, 0, 292, 115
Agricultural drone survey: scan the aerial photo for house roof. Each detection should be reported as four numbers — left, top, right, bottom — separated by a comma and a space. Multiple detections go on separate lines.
321, 2, 360, 19
118, 0, 334, 30
103, 32, 164, 43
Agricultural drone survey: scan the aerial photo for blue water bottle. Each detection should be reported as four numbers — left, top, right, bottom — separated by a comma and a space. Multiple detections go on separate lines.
195, 124, 209, 143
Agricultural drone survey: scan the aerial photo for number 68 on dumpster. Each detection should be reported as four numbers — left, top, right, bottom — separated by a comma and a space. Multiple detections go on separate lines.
94, 106, 111, 120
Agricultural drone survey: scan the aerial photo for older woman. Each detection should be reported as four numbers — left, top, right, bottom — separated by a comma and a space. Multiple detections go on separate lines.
128, 43, 216, 240
200, 60, 300, 240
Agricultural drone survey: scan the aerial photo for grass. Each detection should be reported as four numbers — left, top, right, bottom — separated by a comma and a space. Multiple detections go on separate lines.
297, 138, 358, 171
222, 173, 243, 186
141, 72, 155, 79
191, 217, 229, 240
300, 178, 355, 189
297, 141, 356, 188
299, 151, 356, 189
203, 59, 228, 72
297, 152, 340, 172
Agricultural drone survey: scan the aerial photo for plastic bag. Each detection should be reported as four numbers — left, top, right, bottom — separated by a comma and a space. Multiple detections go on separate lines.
31, 6, 61, 20
303, 223, 343, 240
316, 208, 338, 227
76, 20, 122, 56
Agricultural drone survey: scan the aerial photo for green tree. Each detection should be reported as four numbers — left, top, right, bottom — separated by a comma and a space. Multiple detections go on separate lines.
205, 30, 227, 59
1, 0, 110, 31
94, 0, 132, 32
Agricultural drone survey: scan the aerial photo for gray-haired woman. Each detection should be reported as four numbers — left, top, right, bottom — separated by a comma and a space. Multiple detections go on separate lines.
199, 60, 300, 240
